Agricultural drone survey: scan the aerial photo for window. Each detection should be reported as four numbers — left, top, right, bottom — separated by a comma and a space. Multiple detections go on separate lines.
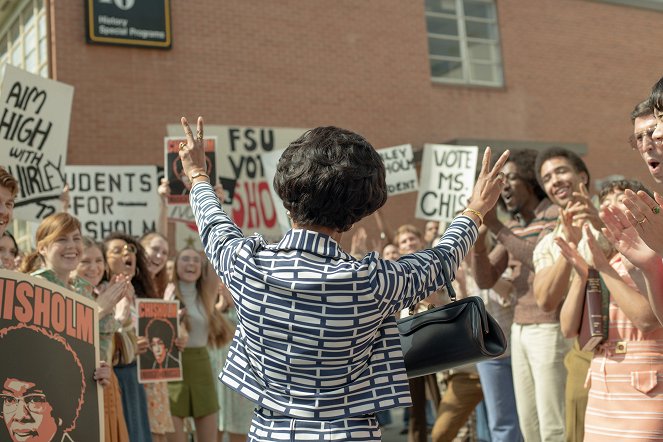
425, 0, 503, 86
0, 0, 48, 79
590, 0, 663, 12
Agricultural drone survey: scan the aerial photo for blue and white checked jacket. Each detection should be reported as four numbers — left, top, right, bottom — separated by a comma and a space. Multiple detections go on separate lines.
190, 182, 477, 420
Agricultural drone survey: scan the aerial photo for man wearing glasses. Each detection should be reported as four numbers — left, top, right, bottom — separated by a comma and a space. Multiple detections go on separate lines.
0, 326, 85, 442
630, 99, 661, 183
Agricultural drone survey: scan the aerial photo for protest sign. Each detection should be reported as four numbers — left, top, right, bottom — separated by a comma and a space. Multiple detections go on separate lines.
415, 144, 478, 223
377, 144, 418, 196
136, 299, 182, 383
164, 136, 217, 205
0, 65, 74, 220
0, 269, 102, 441
65, 165, 160, 240
167, 124, 306, 239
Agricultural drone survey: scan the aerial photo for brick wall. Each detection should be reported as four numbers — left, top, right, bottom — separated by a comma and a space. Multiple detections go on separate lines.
49, 0, 663, 248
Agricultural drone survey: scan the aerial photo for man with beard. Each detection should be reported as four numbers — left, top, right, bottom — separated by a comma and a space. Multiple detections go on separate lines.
470, 149, 558, 442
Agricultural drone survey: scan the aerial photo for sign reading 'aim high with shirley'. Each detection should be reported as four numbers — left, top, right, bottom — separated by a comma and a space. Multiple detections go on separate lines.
0, 65, 74, 221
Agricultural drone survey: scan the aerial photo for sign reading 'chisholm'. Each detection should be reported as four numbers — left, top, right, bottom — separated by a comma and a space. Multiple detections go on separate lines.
85, 0, 172, 49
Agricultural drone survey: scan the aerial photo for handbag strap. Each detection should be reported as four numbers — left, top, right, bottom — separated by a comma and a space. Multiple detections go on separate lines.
429, 247, 457, 302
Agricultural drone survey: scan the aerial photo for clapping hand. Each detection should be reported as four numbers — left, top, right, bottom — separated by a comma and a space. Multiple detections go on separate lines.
97, 274, 131, 317
621, 190, 663, 256
565, 183, 601, 229
600, 204, 660, 271
554, 236, 589, 281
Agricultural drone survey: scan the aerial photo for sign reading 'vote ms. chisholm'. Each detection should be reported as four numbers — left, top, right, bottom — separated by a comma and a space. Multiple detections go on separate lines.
85, 0, 172, 49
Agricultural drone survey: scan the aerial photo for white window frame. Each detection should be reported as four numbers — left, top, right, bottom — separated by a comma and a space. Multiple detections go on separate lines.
0, 0, 49, 79
425, 0, 504, 87
589, 0, 663, 12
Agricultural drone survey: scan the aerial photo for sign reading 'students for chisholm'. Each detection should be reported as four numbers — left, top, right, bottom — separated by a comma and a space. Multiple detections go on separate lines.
85, 0, 172, 49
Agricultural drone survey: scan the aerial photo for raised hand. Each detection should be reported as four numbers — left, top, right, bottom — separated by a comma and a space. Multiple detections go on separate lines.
621, 190, 663, 256
179, 116, 208, 182
482, 204, 500, 231
560, 206, 582, 246
158, 178, 170, 200
350, 227, 369, 257
96, 276, 129, 317
59, 184, 70, 213
583, 224, 612, 274
566, 183, 601, 229
600, 205, 659, 270
467, 147, 510, 217
554, 236, 589, 280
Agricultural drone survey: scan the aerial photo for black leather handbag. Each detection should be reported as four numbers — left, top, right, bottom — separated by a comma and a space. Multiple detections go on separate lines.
397, 249, 507, 378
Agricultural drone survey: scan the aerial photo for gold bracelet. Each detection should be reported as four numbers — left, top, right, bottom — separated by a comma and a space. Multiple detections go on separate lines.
462, 208, 484, 225
189, 170, 210, 182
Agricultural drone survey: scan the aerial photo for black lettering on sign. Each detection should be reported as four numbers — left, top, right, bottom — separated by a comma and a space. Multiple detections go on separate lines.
384, 159, 413, 174
0, 108, 53, 151
68, 172, 153, 193
228, 128, 275, 152
437, 172, 465, 192
228, 155, 265, 180
71, 196, 114, 216
9, 147, 42, 166
5, 81, 48, 114
420, 191, 469, 220
433, 149, 473, 169
8, 162, 60, 199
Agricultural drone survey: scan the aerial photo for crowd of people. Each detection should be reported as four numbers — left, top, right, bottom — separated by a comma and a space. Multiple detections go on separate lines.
4, 76, 663, 442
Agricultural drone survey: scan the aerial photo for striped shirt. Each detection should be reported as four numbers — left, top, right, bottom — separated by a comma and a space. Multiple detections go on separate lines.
479, 198, 558, 324
190, 182, 477, 419
584, 254, 663, 441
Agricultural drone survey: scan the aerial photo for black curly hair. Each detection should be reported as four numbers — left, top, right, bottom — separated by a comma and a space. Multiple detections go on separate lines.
0, 325, 85, 434
598, 179, 653, 203
102, 232, 157, 298
494, 149, 547, 208
273, 126, 387, 232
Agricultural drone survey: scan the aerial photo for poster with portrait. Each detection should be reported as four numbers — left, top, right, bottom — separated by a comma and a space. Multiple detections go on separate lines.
164, 136, 217, 205
415, 144, 478, 223
0, 269, 102, 441
0, 65, 74, 221
136, 299, 182, 383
